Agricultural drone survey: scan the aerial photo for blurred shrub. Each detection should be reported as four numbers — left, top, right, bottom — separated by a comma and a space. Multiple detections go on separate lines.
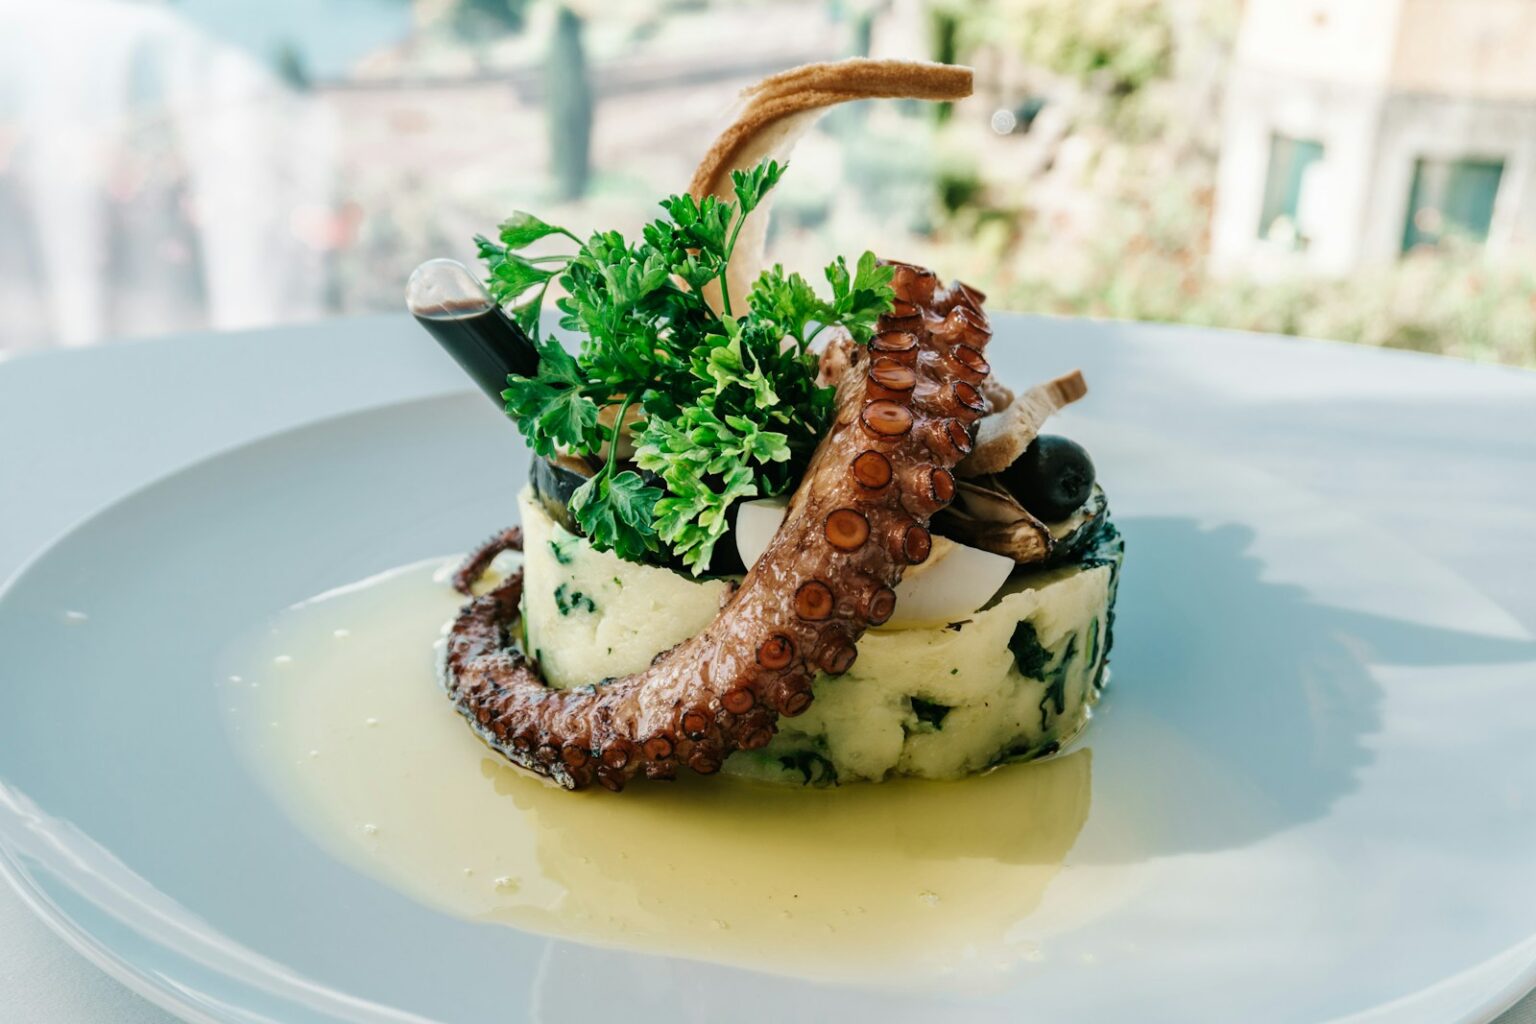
925, 0, 1536, 366
975, 192, 1536, 365
944, 0, 1173, 97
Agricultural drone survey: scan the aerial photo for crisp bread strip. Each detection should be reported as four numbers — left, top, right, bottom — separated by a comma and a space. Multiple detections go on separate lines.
686, 59, 974, 309
960, 370, 1088, 477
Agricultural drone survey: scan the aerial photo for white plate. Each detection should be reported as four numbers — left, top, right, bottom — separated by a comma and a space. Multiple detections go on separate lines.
2, 316, 1536, 1023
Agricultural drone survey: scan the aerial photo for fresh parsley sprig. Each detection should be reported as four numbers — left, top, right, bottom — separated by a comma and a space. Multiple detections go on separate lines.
481, 158, 895, 574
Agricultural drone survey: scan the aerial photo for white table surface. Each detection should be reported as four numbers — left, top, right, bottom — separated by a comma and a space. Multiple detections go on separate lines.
1, 314, 1534, 1024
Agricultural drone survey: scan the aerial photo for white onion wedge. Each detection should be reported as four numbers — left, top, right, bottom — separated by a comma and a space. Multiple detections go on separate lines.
733, 496, 788, 572
886, 534, 1015, 628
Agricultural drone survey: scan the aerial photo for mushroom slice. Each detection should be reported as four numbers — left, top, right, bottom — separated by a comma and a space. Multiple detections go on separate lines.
935, 478, 1055, 564
958, 369, 1088, 478
688, 59, 974, 311
550, 451, 596, 478
980, 376, 1015, 412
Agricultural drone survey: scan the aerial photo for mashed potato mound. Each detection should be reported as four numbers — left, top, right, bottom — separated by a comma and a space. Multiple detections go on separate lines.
517, 490, 1123, 783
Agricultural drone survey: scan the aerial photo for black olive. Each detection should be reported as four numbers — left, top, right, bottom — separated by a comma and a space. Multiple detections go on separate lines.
1001, 435, 1096, 521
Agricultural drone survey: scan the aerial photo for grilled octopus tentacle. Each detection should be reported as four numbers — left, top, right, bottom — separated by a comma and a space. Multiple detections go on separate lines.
440, 263, 993, 791
451, 527, 523, 596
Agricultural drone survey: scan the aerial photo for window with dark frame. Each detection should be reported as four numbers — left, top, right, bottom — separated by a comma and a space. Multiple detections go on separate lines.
1258, 133, 1325, 250
1402, 157, 1504, 253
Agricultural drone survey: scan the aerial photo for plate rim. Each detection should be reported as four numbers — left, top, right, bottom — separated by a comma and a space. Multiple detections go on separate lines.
0, 846, 225, 1024
0, 394, 479, 1024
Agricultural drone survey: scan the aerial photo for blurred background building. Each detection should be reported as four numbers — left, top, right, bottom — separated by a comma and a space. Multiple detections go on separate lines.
2, 0, 1534, 365
1213, 0, 1536, 278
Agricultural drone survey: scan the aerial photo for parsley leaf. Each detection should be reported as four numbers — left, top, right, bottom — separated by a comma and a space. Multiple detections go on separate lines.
731, 159, 785, 216
749, 251, 894, 347
748, 264, 824, 349
497, 211, 578, 250
486, 255, 554, 304
571, 469, 662, 563
659, 193, 734, 261
501, 338, 599, 457
823, 251, 896, 342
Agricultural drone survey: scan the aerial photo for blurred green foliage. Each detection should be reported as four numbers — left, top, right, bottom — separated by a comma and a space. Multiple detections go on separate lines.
987, 189, 1536, 364
942, 0, 1173, 96
923, 0, 1536, 366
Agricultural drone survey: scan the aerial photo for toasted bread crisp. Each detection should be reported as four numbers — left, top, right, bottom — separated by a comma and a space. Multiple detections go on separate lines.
960, 370, 1088, 477
688, 59, 973, 309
